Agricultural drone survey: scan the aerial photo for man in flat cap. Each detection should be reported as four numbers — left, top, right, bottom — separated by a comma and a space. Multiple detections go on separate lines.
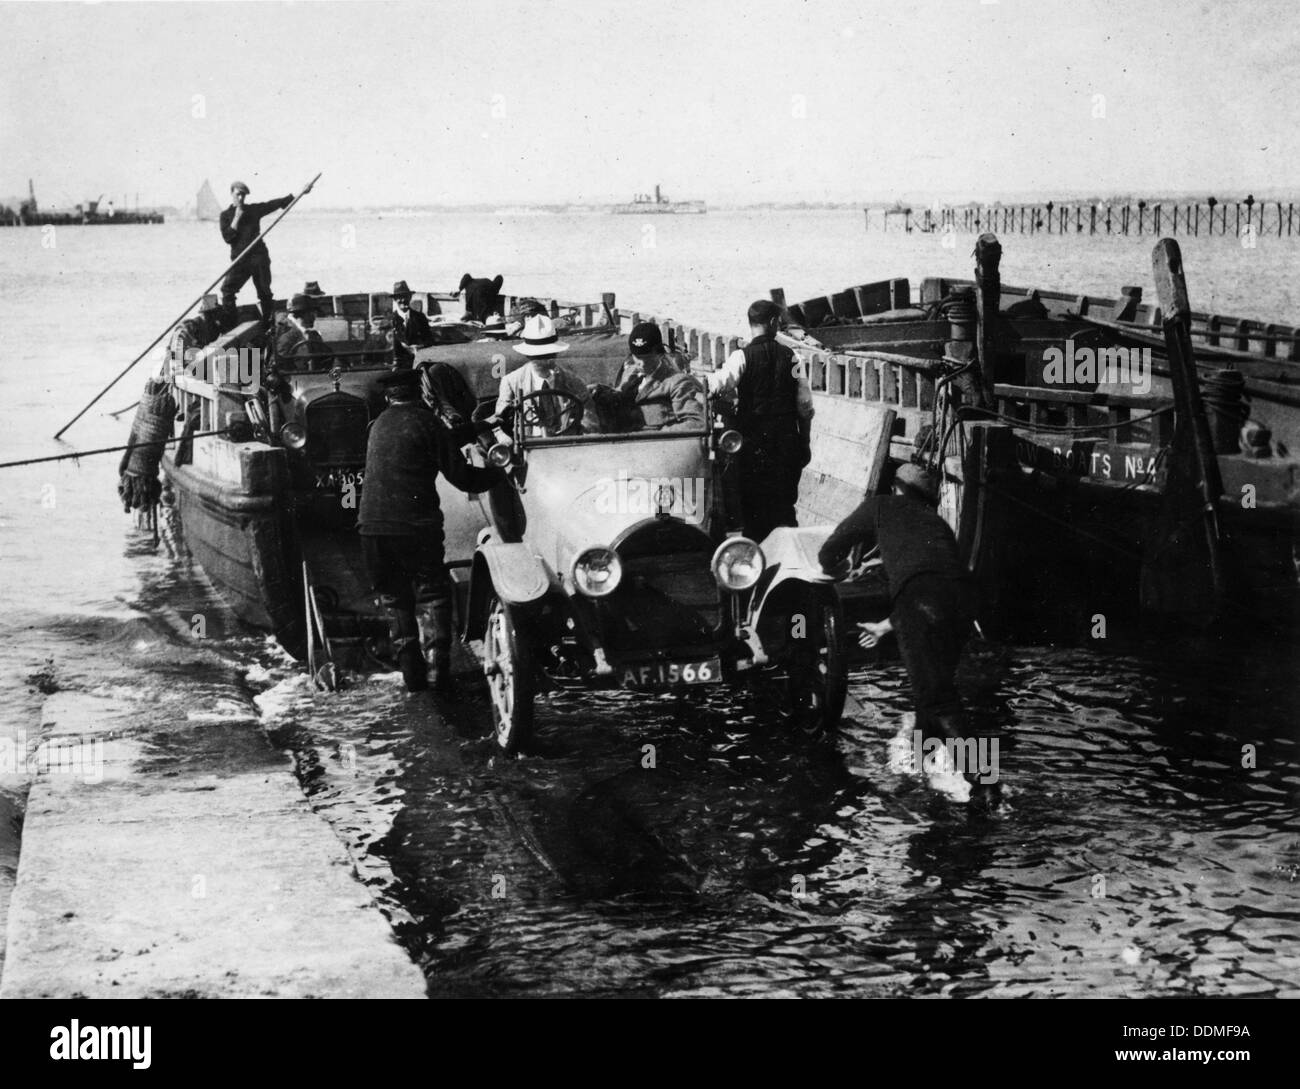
219, 179, 309, 326
819, 464, 977, 755
359, 367, 505, 694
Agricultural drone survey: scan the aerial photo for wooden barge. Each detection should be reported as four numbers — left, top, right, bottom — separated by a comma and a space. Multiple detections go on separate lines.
149, 289, 682, 664
135, 233, 1298, 667
763, 235, 1300, 637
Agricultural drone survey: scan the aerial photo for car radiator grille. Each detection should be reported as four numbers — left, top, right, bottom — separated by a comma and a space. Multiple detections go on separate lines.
305, 393, 369, 466
600, 552, 721, 652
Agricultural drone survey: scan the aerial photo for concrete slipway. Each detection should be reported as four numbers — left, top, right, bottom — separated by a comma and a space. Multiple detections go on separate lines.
0, 676, 426, 999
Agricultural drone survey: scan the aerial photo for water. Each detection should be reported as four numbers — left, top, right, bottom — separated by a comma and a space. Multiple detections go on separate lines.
1, 211, 1297, 996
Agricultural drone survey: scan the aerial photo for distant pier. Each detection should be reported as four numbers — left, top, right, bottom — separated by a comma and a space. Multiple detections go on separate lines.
866, 197, 1299, 238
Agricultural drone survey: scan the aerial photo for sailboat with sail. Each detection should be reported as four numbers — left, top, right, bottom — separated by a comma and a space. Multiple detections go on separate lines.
196, 179, 221, 221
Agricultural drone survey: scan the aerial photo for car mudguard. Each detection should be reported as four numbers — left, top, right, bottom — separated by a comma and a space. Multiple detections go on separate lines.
463, 542, 553, 641
747, 526, 843, 654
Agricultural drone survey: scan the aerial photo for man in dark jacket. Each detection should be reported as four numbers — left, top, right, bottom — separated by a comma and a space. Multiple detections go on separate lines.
596, 322, 705, 432
390, 279, 433, 367
458, 273, 504, 323
818, 464, 975, 745
707, 300, 814, 541
275, 293, 334, 370
219, 180, 305, 323
359, 368, 504, 693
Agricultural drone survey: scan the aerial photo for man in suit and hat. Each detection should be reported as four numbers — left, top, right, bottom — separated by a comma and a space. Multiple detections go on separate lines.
596, 321, 704, 432
818, 463, 976, 748
219, 179, 308, 324
359, 367, 506, 693
707, 299, 815, 541
301, 281, 332, 316
458, 273, 505, 324
493, 313, 597, 438
390, 280, 434, 368
275, 293, 334, 370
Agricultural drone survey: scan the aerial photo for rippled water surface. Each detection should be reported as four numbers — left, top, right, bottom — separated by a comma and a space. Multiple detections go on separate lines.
1, 212, 1297, 995
246, 632, 1298, 998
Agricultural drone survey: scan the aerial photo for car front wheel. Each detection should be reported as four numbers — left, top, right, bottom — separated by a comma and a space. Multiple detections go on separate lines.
483, 595, 535, 754
784, 594, 849, 738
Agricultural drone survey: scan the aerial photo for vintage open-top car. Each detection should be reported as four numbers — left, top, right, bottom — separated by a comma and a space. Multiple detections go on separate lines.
148, 282, 849, 743
447, 353, 850, 753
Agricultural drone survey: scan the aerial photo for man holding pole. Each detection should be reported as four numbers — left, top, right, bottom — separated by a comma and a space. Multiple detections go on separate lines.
219, 179, 309, 325
53, 172, 319, 442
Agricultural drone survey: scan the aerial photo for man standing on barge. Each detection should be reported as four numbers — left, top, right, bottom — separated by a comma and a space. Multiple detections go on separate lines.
390, 280, 434, 367
707, 300, 814, 541
219, 179, 309, 326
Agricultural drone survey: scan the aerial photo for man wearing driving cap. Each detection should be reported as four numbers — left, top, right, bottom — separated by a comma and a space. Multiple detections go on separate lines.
612, 321, 690, 384
818, 463, 977, 755
359, 367, 506, 694
275, 293, 334, 371
493, 313, 597, 437
596, 321, 704, 431
389, 280, 434, 368
219, 179, 307, 325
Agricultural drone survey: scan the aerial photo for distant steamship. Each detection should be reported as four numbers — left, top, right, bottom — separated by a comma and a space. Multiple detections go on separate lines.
610, 184, 706, 215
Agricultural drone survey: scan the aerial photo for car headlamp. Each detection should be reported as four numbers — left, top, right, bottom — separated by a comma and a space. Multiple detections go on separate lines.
279, 422, 308, 450
711, 537, 764, 591
486, 442, 513, 468
572, 547, 622, 598
718, 429, 743, 454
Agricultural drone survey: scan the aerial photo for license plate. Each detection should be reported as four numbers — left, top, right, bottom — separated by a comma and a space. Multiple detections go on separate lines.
314, 468, 364, 491
621, 657, 721, 688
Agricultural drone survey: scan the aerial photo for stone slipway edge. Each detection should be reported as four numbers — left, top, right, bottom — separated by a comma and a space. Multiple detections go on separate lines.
0, 691, 426, 999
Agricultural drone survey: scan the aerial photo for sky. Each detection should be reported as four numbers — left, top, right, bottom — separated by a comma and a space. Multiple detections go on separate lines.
1, 0, 1298, 209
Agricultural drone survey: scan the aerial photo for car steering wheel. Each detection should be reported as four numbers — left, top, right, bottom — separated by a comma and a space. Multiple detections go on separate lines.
513, 388, 586, 437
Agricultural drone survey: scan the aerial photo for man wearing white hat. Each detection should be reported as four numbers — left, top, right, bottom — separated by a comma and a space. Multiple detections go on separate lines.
493, 313, 597, 437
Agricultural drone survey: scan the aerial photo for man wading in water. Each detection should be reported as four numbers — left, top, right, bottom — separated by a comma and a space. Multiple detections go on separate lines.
359, 368, 505, 693
818, 464, 978, 766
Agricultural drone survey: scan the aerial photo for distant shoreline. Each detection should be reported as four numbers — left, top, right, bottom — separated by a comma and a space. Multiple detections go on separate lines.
124, 192, 1300, 219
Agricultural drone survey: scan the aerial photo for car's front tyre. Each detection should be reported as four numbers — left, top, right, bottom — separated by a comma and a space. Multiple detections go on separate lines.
785, 593, 849, 738
483, 594, 535, 753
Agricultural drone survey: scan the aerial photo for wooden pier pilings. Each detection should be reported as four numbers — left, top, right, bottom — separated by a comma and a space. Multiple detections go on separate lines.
865, 198, 1299, 238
